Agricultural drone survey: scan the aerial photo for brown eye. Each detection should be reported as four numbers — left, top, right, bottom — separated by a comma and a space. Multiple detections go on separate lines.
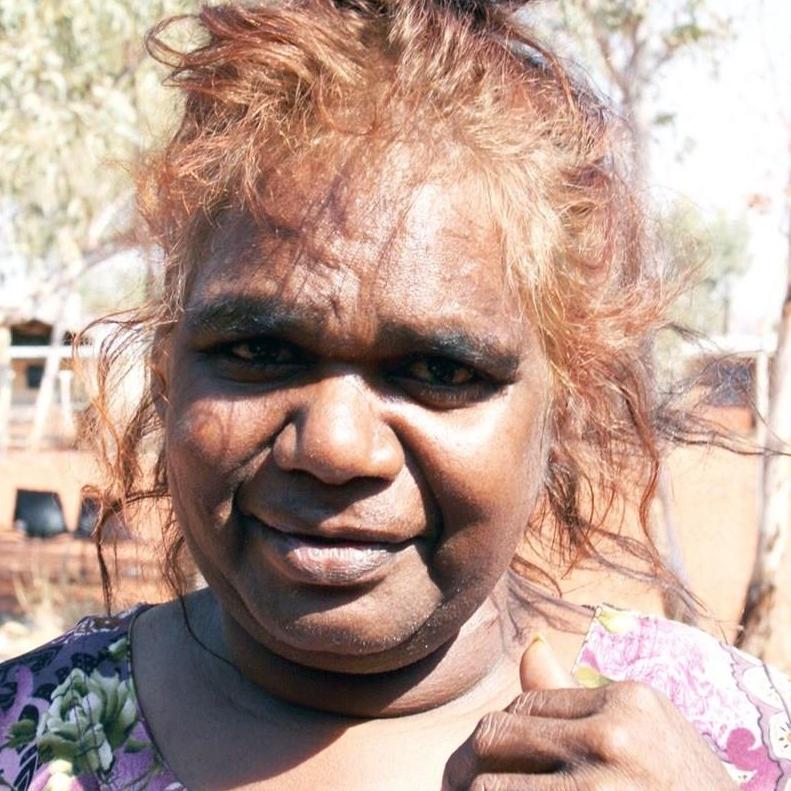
407, 358, 476, 386
204, 338, 308, 384
229, 339, 297, 364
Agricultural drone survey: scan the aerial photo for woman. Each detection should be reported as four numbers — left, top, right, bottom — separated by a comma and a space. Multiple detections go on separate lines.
1, 1, 788, 788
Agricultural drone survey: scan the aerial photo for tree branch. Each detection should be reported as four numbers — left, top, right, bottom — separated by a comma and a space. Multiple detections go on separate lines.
576, 0, 633, 100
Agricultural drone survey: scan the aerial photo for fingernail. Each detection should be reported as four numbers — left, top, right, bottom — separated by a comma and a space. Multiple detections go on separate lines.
526, 632, 548, 652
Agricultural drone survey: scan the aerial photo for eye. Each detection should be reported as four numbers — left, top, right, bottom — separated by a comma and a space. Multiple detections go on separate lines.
226, 338, 298, 365
390, 355, 497, 408
203, 337, 308, 383
406, 357, 476, 387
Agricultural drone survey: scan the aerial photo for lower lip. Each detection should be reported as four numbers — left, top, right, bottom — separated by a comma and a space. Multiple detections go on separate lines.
260, 528, 403, 586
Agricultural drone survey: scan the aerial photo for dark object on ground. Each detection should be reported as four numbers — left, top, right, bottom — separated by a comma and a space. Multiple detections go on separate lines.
74, 496, 131, 541
13, 489, 68, 538
75, 495, 100, 538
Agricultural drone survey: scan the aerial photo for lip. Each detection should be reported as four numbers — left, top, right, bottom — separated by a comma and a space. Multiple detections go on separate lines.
256, 523, 408, 586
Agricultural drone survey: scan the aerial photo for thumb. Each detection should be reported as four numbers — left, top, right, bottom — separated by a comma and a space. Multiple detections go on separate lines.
519, 634, 577, 691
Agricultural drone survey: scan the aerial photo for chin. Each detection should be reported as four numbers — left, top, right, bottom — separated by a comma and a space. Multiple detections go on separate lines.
235, 584, 487, 676
246, 599, 436, 664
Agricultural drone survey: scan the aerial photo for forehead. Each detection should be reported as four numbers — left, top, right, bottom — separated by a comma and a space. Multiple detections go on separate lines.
184, 168, 528, 352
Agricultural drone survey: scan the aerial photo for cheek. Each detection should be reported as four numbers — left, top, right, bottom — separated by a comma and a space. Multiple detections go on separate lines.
164, 388, 284, 527
166, 354, 291, 467
399, 388, 548, 589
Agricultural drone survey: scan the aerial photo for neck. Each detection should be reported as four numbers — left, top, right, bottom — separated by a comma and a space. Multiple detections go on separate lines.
184, 585, 526, 718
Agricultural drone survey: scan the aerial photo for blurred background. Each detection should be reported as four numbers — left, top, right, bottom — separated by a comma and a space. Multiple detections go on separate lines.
0, 0, 789, 668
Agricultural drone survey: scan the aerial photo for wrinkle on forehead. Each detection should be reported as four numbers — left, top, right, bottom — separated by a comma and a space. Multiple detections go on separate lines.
192, 153, 521, 347
244, 143, 499, 267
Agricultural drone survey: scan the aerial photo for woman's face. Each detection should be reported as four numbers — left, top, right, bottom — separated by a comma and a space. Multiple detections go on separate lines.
159, 169, 551, 674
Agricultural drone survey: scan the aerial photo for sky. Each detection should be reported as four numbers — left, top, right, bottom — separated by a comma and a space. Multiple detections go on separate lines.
648, 0, 790, 336
525, 0, 791, 338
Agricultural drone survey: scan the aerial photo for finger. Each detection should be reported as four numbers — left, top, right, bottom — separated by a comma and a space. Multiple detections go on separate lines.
443, 710, 582, 787
506, 685, 608, 719
465, 773, 560, 791
520, 634, 577, 691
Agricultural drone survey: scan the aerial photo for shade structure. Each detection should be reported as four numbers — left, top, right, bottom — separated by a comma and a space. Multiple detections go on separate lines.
13, 489, 68, 538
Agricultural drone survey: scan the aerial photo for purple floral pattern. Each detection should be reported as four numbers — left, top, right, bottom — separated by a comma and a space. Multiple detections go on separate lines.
2, 604, 790, 789
0, 608, 184, 791
574, 605, 791, 789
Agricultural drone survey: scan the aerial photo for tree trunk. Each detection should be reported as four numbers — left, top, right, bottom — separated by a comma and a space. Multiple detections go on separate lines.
738, 158, 791, 655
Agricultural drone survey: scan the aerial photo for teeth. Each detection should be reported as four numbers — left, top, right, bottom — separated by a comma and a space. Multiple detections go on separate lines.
306, 545, 378, 560
307, 547, 372, 560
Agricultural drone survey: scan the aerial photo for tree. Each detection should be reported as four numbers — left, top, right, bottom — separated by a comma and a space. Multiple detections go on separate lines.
534, 0, 731, 181
663, 204, 751, 336
0, 0, 197, 446
739, 145, 791, 656
529, 0, 732, 620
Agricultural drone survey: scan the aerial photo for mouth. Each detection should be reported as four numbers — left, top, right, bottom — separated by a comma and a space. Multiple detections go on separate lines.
256, 523, 410, 587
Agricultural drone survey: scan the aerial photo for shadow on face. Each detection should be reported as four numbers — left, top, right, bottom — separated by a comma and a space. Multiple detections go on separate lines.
158, 149, 552, 676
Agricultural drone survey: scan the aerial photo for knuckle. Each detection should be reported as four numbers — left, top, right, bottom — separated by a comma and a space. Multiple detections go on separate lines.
507, 690, 544, 717
443, 738, 480, 790
470, 712, 507, 759
441, 759, 462, 791
590, 718, 633, 759
607, 680, 659, 712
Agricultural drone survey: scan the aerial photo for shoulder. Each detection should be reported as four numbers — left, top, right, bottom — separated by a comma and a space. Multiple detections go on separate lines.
574, 604, 791, 788
0, 606, 148, 791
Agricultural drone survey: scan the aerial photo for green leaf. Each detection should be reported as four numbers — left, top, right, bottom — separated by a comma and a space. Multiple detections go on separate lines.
574, 665, 614, 688
124, 737, 149, 753
6, 718, 36, 748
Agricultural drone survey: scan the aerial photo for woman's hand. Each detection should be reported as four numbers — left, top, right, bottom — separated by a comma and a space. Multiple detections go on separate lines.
442, 637, 738, 790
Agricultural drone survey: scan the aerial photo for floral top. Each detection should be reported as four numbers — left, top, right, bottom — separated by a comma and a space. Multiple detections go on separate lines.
0, 609, 179, 791
1, 605, 790, 790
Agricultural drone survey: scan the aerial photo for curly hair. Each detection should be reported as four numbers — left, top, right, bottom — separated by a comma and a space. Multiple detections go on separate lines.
82, 0, 710, 613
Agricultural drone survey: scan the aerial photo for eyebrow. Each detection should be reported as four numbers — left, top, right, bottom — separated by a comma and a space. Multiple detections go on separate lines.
184, 295, 325, 340
184, 295, 522, 378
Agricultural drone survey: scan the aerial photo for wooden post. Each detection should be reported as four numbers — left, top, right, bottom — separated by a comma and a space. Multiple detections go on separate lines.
0, 326, 12, 452
58, 369, 75, 437
27, 316, 66, 450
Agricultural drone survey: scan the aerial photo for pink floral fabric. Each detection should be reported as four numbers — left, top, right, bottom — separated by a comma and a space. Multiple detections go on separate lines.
2, 604, 790, 789
574, 605, 791, 789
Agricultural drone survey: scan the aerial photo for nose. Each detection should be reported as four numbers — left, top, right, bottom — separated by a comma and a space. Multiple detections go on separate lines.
272, 374, 404, 485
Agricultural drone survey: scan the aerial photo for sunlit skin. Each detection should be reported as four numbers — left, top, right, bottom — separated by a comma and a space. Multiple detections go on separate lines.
154, 164, 553, 715
131, 161, 737, 790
